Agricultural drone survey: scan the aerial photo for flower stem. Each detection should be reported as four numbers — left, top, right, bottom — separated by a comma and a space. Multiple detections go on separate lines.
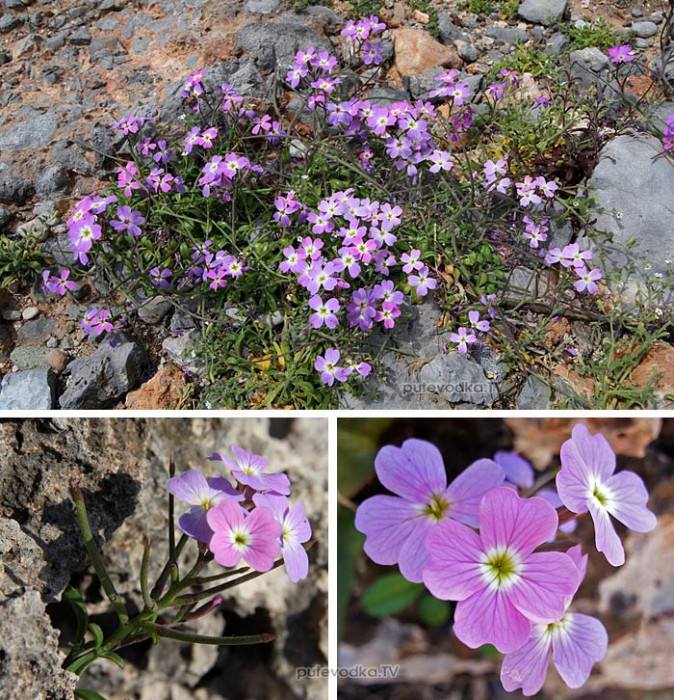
72, 485, 129, 625
147, 624, 275, 646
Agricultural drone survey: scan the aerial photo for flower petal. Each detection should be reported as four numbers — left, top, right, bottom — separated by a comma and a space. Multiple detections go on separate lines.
606, 470, 657, 532
500, 626, 552, 696
166, 470, 211, 506
494, 451, 535, 490
398, 519, 434, 583
375, 439, 447, 502
454, 586, 531, 653
423, 519, 485, 601
244, 506, 283, 572
479, 487, 558, 556
178, 507, 213, 543
588, 500, 624, 566
552, 613, 608, 688
283, 538, 309, 582
510, 552, 580, 623
208, 475, 245, 501
355, 495, 424, 566
445, 458, 505, 528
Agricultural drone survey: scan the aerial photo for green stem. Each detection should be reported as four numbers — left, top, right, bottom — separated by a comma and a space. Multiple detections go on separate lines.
140, 538, 155, 610
147, 624, 274, 646
72, 485, 128, 625
151, 533, 189, 600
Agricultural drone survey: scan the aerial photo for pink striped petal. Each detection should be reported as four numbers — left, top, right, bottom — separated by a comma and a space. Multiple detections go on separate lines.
453, 585, 531, 653
398, 519, 434, 583
606, 471, 657, 532
166, 470, 212, 506
375, 439, 447, 502
552, 613, 608, 688
423, 519, 485, 601
178, 507, 213, 543
355, 495, 424, 566
243, 506, 282, 572
510, 552, 580, 623
283, 538, 309, 582
588, 501, 624, 566
445, 458, 505, 527
500, 625, 552, 696
479, 487, 558, 556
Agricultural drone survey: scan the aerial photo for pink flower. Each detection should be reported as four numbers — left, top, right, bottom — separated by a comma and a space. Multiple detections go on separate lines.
574, 266, 602, 294
207, 500, 282, 572
423, 487, 580, 653
356, 439, 505, 582
607, 44, 634, 63
408, 266, 436, 296
315, 348, 350, 386
209, 445, 290, 496
450, 326, 477, 353
309, 295, 340, 329
557, 424, 657, 566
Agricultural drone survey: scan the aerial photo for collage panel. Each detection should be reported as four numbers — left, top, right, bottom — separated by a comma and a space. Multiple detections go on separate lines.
337, 416, 671, 699
0, 416, 328, 700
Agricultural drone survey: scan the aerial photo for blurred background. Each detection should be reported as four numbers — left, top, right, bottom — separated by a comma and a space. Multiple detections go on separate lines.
0, 417, 327, 700
337, 417, 674, 700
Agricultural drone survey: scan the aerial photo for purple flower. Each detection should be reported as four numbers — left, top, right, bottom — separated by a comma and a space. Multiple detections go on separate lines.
110, 206, 145, 237
574, 267, 602, 294
207, 500, 282, 572
501, 545, 608, 695
356, 439, 505, 583
468, 310, 490, 333
80, 308, 113, 336
401, 249, 423, 274
315, 348, 350, 386
450, 327, 477, 354
346, 288, 377, 330
557, 424, 657, 566
607, 44, 634, 63
165, 469, 243, 542
150, 267, 172, 288
309, 295, 340, 329
494, 451, 535, 490
42, 269, 77, 296
423, 487, 580, 652
209, 445, 291, 496
407, 266, 436, 296
253, 493, 312, 582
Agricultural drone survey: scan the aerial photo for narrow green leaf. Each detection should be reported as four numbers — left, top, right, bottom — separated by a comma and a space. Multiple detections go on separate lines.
75, 690, 109, 700
87, 622, 104, 649
64, 587, 89, 647
361, 573, 423, 617
417, 594, 452, 627
66, 651, 98, 676
100, 651, 125, 670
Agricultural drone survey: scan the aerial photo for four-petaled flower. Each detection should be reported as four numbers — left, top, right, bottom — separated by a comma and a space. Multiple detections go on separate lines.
209, 445, 291, 495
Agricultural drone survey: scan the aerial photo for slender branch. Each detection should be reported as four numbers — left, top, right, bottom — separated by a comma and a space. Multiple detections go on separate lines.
148, 624, 274, 646
151, 533, 189, 600
140, 538, 155, 610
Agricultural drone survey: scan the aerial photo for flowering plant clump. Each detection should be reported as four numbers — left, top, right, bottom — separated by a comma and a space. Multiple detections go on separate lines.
63, 450, 313, 695
355, 425, 656, 695
36, 18, 674, 408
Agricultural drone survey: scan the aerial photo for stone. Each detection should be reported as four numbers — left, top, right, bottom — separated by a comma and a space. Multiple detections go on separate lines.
517, 375, 551, 409
0, 368, 56, 409
417, 352, 500, 406
437, 13, 468, 45
0, 13, 20, 32
34, 162, 71, 197
631, 20, 658, 38
485, 25, 529, 46
137, 295, 173, 324
0, 112, 58, 150
9, 345, 50, 369
244, 0, 280, 13
455, 40, 479, 63
46, 348, 68, 372
0, 204, 11, 226
69, 26, 91, 45
59, 337, 147, 408
21, 305, 39, 320
162, 330, 205, 376
237, 21, 330, 72
0, 169, 31, 205
587, 135, 674, 298
16, 316, 58, 344
0, 591, 78, 698
125, 363, 189, 409
518, 0, 568, 26
392, 27, 461, 76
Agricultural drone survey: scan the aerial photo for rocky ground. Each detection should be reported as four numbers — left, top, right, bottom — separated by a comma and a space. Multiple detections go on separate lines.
0, 416, 328, 700
1, 0, 674, 409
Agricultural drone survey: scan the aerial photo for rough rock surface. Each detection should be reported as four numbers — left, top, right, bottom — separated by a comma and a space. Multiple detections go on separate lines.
0, 367, 57, 409
0, 418, 328, 699
518, 0, 569, 26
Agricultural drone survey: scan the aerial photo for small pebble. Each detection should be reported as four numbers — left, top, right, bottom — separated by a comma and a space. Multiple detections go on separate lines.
46, 348, 68, 372
1, 310, 21, 321
46, 337, 59, 348
22, 306, 40, 320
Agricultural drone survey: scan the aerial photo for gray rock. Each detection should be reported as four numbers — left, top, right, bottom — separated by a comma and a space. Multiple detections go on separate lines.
44, 31, 66, 50
569, 47, 610, 89
59, 338, 147, 408
504, 266, 555, 302
34, 162, 71, 197
546, 31, 570, 54
517, 375, 551, 409
0, 204, 12, 226
21, 306, 39, 320
51, 139, 93, 175
0, 168, 31, 204
162, 330, 205, 375
137, 295, 173, 324
416, 352, 499, 405
641, 100, 674, 135
0, 47, 10, 65
237, 21, 330, 72
365, 86, 410, 106
244, 0, 280, 13
631, 7, 644, 17
9, 345, 50, 369
437, 12, 468, 45
518, 0, 568, 26
456, 40, 479, 63
0, 13, 19, 32
587, 135, 674, 299
485, 25, 529, 46
0, 591, 77, 698
0, 112, 58, 150
0, 368, 56, 409
631, 20, 658, 38
69, 26, 91, 45
16, 317, 57, 343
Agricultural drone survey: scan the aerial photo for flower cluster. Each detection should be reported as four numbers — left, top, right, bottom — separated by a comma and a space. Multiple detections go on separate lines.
663, 115, 674, 151
356, 425, 656, 694
166, 446, 311, 582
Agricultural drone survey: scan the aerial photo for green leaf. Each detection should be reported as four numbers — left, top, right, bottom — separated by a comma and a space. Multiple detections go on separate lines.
64, 587, 89, 648
361, 573, 423, 618
75, 690, 109, 700
66, 651, 98, 676
100, 651, 125, 670
88, 622, 104, 649
417, 594, 452, 627
337, 506, 364, 643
